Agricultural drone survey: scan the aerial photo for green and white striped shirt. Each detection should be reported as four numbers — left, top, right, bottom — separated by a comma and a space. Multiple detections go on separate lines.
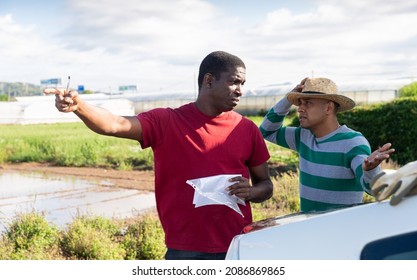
260, 97, 380, 212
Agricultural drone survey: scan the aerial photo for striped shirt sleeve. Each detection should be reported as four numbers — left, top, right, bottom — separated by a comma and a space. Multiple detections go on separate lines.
259, 96, 299, 150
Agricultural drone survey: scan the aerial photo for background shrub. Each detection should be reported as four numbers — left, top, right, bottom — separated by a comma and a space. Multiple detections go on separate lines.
3, 213, 61, 259
0, 213, 167, 260
399, 82, 417, 98
122, 213, 166, 260
61, 216, 125, 260
338, 97, 417, 165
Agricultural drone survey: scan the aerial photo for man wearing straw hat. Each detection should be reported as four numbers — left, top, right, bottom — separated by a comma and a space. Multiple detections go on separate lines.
260, 77, 395, 212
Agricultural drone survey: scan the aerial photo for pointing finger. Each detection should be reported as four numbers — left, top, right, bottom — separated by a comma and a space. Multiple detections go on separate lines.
43, 88, 65, 95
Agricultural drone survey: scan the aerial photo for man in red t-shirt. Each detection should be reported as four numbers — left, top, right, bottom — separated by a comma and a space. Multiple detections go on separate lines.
45, 51, 273, 260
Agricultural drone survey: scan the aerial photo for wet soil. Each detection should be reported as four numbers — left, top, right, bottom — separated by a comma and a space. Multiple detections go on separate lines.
0, 163, 155, 192
0, 162, 295, 191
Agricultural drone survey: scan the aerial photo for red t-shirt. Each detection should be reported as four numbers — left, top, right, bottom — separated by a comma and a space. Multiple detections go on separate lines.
138, 103, 270, 253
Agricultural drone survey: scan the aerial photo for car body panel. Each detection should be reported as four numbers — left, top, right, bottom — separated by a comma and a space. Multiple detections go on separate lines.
226, 195, 417, 260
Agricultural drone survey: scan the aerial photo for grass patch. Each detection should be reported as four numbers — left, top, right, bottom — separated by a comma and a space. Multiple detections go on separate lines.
0, 122, 154, 170
252, 173, 300, 221
0, 119, 297, 172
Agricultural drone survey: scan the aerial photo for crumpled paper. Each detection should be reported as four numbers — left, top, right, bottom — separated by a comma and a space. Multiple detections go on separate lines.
371, 160, 417, 205
186, 174, 246, 217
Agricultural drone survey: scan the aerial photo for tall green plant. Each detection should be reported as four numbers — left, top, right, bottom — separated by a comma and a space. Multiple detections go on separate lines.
399, 82, 417, 98
3, 213, 61, 260
0, 94, 8, 101
61, 216, 125, 260
122, 213, 166, 260
339, 97, 417, 165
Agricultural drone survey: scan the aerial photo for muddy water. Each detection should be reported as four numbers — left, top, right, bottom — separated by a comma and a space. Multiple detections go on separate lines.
0, 171, 156, 231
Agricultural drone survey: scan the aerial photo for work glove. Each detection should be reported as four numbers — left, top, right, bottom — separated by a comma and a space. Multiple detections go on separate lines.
371, 160, 417, 206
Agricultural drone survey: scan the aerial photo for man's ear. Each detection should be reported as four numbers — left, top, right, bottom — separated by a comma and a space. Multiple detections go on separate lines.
204, 73, 213, 88
327, 101, 338, 114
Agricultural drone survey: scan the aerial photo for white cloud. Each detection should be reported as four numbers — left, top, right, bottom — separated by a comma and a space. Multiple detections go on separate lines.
54, 0, 232, 91
0, 14, 41, 57
64, 0, 221, 56
0, 14, 63, 82
1, 0, 417, 93
239, 1, 417, 86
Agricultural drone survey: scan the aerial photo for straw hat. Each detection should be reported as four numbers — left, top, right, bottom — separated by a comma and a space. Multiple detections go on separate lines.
287, 77, 355, 112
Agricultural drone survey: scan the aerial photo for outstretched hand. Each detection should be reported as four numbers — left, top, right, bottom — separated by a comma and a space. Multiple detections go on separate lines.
44, 88, 79, 113
363, 143, 395, 171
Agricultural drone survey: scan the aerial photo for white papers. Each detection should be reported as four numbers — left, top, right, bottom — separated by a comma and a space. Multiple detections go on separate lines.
186, 174, 246, 217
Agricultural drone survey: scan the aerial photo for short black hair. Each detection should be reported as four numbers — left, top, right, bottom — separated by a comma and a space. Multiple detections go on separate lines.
197, 51, 245, 89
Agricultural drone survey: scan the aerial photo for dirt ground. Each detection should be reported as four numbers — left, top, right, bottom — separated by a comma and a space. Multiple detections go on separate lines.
0, 162, 295, 192
0, 162, 156, 192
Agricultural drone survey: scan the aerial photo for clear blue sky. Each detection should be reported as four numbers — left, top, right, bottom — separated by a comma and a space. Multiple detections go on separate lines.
1, 0, 416, 92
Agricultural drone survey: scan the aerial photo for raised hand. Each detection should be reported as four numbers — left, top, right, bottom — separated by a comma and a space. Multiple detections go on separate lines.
363, 143, 395, 171
44, 87, 79, 112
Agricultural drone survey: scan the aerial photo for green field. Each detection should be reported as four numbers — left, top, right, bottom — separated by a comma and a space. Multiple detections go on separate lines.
0, 118, 299, 171
0, 122, 154, 169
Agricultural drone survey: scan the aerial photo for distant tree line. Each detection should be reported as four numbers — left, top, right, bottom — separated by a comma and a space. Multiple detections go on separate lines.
0, 82, 42, 100
0, 81, 94, 101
